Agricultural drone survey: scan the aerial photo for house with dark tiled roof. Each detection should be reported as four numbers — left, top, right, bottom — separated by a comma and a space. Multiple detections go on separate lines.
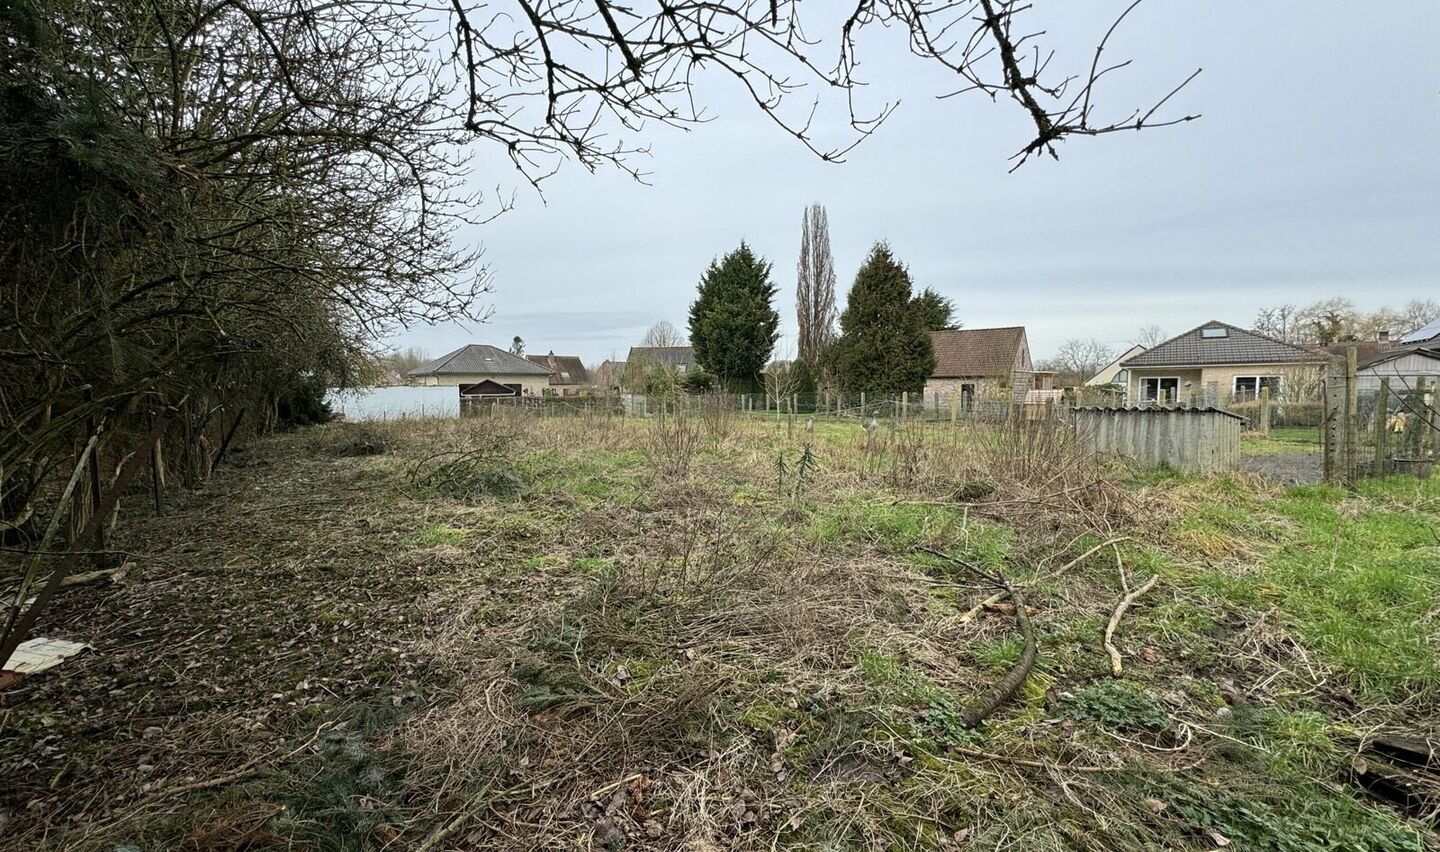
408, 344, 554, 396
923, 326, 1035, 404
1120, 321, 1325, 404
526, 351, 590, 395
623, 346, 697, 392
626, 346, 696, 371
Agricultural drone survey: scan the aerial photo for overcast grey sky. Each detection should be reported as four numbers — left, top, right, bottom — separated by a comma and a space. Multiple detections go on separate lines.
389, 0, 1440, 365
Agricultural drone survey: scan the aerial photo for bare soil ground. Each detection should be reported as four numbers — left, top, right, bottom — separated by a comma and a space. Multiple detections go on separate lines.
2, 414, 1436, 851
1238, 452, 1324, 485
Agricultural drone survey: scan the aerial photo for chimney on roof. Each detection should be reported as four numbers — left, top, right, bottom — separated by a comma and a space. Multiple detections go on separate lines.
1377, 329, 1390, 343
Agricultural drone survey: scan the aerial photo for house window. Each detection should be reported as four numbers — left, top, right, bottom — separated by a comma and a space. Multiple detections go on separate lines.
1139, 377, 1180, 403
1200, 326, 1229, 339
1233, 375, 1281, 400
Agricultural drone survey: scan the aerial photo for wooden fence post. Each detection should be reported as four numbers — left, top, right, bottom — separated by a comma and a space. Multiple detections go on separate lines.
1428, 378, 1440, 460
1344, 345, 1359, 485
860, 391, 866, 416
1321, 355, 1342, 484
1373, 377, 1390, 476
1257, 386, 1271, 436
950, 392, 958, 427
1418, 377, 1433, 460
901, 391, 908, 421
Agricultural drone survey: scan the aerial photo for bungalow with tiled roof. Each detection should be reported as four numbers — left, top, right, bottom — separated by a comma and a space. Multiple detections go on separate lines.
1120, 321, 1326, 405
408, 344, 554, 397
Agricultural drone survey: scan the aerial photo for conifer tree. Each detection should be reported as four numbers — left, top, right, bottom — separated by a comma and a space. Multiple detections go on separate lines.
833, 243, 936, 394
688, 243, 780, 391
911, 287, 957, 331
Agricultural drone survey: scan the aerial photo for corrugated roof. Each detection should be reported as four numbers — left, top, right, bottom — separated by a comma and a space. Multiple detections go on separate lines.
1121, 321, 1321, 368
929, 327, 1027, 378
1074, 405, 1246, 420
526, 353, 590, 385
1359, 346, 1440, 370
408, 344, 553, 376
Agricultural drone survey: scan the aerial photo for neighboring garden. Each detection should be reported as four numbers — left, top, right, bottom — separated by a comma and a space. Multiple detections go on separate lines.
3, 411, 1436, 850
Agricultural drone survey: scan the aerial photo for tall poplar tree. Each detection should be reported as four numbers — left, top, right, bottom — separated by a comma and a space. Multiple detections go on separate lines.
796, 204, 837, 380
833, 243, 935, 395
688, 243, 780, 391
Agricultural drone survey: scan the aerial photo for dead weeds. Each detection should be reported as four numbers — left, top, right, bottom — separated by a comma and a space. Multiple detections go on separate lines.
2, 413, 1433, 851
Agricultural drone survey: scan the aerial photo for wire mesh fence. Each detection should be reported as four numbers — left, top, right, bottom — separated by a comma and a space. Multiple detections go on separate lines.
442, 358, 1438, 486
463, 390, 1060, 427
1321, 353, 1439, 482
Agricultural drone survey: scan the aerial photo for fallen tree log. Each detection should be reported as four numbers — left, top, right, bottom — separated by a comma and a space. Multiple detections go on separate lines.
962, 586, 1037, 728
918, 545, 1039, 728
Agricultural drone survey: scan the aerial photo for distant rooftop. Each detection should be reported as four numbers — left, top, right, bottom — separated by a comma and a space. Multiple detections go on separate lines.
1401, 317, 1440, 346
408, 344, 552, 376
1122, 321, 1322, 368
627, 346, 695, 366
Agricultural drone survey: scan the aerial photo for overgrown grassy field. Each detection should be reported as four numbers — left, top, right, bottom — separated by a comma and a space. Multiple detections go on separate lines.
2, 410, 1436, 850
1239, 426, 1324, 456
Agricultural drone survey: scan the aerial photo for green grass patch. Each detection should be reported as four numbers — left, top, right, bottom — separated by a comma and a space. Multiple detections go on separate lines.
1241, 426, 1323, 456
404, 523, 467, 547
1174, 476, 1440, 699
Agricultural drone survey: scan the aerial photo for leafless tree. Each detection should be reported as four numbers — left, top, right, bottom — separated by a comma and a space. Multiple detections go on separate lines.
414, 0, 1200, 178
1293, 298, 1359, 344
764, 359, 806, 407
1254, 305, 1298, 342
1039, 338, 1115, 385
642, 321, 686, 348
1397, 299, 1440, 337
796, 203, 837, 382
1355, 309, 1402, 343
380, 347, 431, 375
1135, 324, 1167, 348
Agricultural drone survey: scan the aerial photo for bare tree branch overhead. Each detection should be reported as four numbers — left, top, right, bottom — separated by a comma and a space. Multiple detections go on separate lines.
238, 0, 1200, 183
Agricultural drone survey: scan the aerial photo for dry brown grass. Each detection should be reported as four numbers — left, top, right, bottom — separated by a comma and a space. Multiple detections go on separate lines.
6, 411, 1430, 851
